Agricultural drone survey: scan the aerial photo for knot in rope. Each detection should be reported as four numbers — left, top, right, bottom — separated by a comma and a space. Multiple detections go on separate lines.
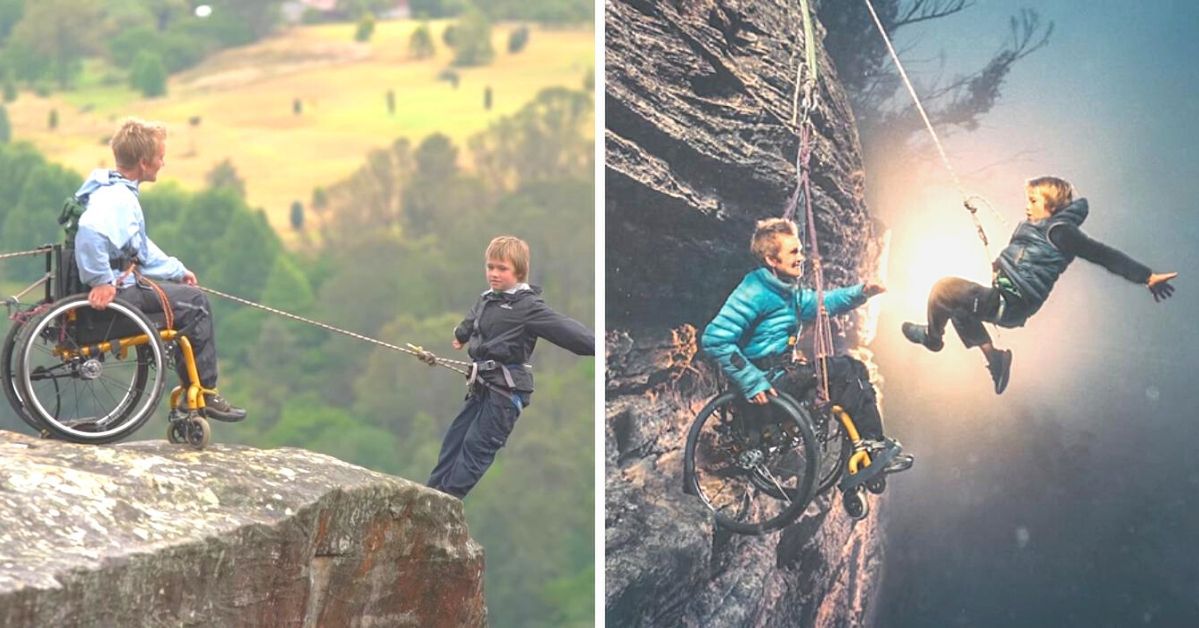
407, 344, 440, 367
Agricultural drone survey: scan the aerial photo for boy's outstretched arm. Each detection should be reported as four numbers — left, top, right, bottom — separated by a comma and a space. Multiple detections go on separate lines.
525, 301, 595, 355
1049, 225, 1177, 301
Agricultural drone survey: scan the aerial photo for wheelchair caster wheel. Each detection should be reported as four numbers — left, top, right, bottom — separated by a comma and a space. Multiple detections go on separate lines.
186, 417, 211, 450
842, 489, 869, 520
167, 420, 187, 444
866, 476, 886, 495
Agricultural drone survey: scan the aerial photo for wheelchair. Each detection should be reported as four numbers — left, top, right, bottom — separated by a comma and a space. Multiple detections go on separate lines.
684, 366, 912, 534
3, 245, 215, 449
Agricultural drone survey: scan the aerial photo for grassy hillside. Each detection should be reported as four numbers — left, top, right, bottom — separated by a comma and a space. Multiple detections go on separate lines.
5, 19, 593, 242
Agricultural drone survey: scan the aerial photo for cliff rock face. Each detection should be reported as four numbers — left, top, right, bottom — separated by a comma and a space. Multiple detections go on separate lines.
606, 0, 886, 625
0, 431, 485, 627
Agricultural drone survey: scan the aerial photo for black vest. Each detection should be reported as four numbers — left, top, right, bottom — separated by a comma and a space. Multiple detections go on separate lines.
993, 198, 1089, 323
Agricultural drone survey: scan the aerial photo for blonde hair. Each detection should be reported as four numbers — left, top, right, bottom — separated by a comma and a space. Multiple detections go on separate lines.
750, 218, 799, 264
1026, 175, 1075, 213
485, 235, 530, 282
110, 118, 167, 170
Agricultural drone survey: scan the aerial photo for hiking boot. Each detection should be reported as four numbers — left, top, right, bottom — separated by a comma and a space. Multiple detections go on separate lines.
987, 349, 1013, 395
901, 322, 943, 352
187, 393, 247, 422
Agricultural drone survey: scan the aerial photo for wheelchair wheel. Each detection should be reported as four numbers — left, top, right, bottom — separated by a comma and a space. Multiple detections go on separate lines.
684, 391, 819, 535
3, 319, 47, 433
842, 488, 869, 520
13, 296, 166, 444
806, 402, 850, 496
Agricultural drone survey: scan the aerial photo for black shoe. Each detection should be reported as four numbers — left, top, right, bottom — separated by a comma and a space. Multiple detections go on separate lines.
865, 438, 913, 473
199, 394, 247, 422
901, 322, 943, 352
987, 349, 1013, 395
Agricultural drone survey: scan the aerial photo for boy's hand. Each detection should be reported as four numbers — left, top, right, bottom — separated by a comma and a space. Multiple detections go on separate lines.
1148, 272, 1178, 302
863, 281, 887, 298
88, 284, 116, 310
452, 339, 464, 350
749, 387, 778, 405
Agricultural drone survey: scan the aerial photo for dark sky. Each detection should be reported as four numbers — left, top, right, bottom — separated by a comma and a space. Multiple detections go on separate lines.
865, 2, 1199, 626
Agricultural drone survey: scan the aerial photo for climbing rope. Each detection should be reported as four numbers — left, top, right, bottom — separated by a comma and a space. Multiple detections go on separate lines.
0, 246, 473, 377
782, 0, 835, 403
0, 246, 53, 261
861, 0, 1007, 259
195, 284, 472, 377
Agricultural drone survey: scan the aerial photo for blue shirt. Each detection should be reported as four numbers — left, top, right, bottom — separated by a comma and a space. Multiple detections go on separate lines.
73, 169, 187, 288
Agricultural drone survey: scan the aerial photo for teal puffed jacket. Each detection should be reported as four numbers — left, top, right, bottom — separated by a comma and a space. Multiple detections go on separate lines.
701, 267, 866, 399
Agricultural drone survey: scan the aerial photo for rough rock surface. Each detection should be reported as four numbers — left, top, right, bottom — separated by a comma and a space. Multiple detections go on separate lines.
606, 0, 887, 625
0, 431, 485, 627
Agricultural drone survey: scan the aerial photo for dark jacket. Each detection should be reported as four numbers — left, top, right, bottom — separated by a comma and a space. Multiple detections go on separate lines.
453, 285, 594, 392
993, 198, 1089, 322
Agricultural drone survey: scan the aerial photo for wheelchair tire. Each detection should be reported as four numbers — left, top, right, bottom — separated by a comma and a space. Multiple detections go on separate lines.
684, 391, 819, 535
3, 318, 48, 433
801, 401, 851, 496
13, 295, 165, 444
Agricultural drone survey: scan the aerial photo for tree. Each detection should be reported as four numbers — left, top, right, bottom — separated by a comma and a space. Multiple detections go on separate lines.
0, 105, 9, 143
2, 72, 14, 102
410, 0, 468, 19
6, 0, 102, 87
507, 25, 530, 53
449, 8, 494, 67
130, 50, 168, 97
408, 23, 435, 59
205, 159, 245, 197
290, 200, 304, 230
482, 0, 591, 24
47, 108, 57, 130
819, 1, 1051, 156
354, 12, 375, 42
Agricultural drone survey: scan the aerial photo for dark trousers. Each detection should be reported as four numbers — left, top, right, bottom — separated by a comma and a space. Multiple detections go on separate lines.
427, 387, 524, 499
118, 282, 219, 388
925, 277, 1004, 349
775, 355, 886, 441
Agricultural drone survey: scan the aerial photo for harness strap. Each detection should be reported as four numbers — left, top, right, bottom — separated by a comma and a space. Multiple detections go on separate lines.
116, 260, 175, 331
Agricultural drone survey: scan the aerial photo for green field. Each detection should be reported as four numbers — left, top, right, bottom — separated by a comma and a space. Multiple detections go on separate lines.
6, 20, 593, 242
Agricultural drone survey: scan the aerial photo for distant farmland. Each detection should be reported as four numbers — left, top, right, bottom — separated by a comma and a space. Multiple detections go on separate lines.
6, 20, 593, 242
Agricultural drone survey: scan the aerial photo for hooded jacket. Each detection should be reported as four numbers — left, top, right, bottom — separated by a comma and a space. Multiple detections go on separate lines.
701, 267, 867, 399
453, 285, 594, 393
993, 198, 1088, 323
73, 169, 188, 288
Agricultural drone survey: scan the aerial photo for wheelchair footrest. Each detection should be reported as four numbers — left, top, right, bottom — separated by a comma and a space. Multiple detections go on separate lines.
839, 439, 911, 491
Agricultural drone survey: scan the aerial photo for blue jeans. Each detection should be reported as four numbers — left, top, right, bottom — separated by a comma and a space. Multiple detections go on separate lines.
426, 388, 526, 498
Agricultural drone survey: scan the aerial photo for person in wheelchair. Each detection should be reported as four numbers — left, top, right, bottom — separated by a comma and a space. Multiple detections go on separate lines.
701, 218, 908, 470
73, 118, 246, 422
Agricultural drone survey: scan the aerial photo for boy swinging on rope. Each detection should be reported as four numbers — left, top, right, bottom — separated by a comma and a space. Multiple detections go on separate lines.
702, 218, 912, 476
426, 236, 594, 499
902, 176, 1178, 394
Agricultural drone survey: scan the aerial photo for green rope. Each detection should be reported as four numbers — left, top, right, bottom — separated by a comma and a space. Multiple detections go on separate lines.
793, 0, 819, 125
800, 0, 818, 84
